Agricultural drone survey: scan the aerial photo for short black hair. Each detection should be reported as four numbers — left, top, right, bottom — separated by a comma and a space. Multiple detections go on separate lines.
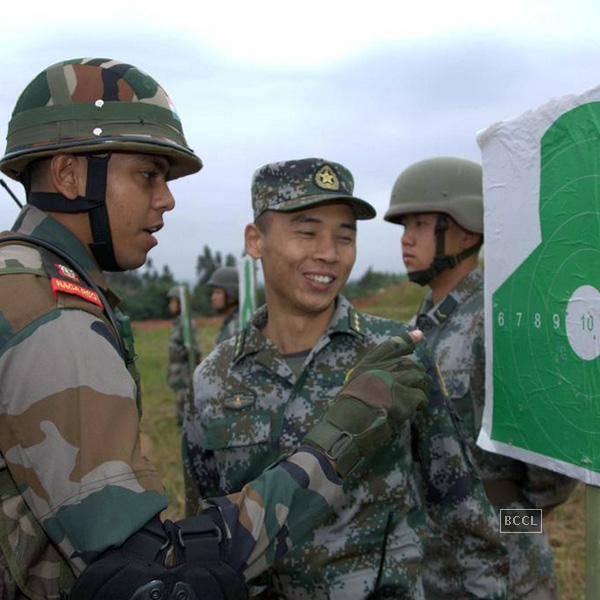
254, 211, 273, 233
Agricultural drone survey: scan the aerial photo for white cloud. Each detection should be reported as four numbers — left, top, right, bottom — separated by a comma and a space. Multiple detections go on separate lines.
3, 0, 600, 68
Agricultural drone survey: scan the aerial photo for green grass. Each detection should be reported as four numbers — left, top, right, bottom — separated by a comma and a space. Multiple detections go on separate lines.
136, 317, 220, 520
133, 281, 584, 598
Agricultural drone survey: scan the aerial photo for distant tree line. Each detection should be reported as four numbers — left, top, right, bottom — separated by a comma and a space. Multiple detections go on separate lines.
106, 247, 405, 320
105, 245, 239, 320
343, 267, 406, 300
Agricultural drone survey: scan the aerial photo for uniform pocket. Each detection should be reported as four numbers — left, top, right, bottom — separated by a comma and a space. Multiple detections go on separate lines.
202, 411, 276, 493
203, 411, 272, 450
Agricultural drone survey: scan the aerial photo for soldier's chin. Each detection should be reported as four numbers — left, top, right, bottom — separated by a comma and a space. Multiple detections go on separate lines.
117, 250, 147, 271
301, 293, 337, 315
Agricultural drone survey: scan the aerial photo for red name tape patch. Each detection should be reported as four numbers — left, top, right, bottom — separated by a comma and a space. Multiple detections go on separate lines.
51, 278, 102, 308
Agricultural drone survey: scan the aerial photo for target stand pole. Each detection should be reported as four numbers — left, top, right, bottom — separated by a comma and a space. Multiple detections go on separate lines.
586, 484, 600, 598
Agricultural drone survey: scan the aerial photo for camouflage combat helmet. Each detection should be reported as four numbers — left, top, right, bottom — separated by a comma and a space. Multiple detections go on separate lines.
1, 58, 202, 271
385, 157, 483, 286
207, 267, 239, 302
1, 58, 202, 180
252, 158, 376, 220
384, 157, 483, 233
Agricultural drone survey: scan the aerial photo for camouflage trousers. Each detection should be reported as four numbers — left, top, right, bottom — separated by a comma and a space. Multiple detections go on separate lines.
255, 511, 425, 600
422, 502, 557, 600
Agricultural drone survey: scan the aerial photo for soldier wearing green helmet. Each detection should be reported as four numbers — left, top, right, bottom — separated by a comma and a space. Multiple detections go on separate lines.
384, 156, 484, 286
0, 59, 432, 600
207, 266, 240, 345
385, 156, 575, 599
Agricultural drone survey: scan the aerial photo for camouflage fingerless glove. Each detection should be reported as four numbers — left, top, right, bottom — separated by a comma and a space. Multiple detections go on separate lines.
304, 336, 432, 478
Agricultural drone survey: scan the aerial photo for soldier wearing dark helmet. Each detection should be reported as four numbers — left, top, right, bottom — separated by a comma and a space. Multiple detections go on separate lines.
0, 59, 432, 600
207, 267, 240, 345
385, 157, 575, 599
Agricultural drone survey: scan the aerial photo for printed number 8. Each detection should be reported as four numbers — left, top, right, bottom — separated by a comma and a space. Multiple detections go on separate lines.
498, 312, 505, 327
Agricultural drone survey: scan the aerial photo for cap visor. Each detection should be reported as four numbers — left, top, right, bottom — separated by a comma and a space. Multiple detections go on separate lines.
271, 193, 376, 220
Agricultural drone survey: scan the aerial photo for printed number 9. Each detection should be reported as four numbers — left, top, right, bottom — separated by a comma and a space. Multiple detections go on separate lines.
553, 314, 560, 330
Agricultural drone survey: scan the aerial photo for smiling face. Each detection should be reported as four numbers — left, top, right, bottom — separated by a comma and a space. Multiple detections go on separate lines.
105, 153, 175, 270
246, 203, 357, 317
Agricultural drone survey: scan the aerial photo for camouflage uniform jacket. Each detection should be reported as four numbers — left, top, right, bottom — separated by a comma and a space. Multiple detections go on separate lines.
413, 267, 575, 597
167, 316, 199, 391
186, 295, 508, 599
215, 308, 240, 346
0, 206, 345, 599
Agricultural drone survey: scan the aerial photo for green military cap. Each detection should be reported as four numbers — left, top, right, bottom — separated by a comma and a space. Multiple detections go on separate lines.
251, 158, 376, 220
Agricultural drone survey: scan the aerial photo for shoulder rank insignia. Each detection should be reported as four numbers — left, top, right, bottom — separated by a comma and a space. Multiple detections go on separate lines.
50, 278, 102, 308
224, 393, 255, 410
54, 263, 80, 281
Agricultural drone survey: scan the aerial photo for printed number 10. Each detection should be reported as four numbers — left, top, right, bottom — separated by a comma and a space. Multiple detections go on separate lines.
581, 314, 594, 332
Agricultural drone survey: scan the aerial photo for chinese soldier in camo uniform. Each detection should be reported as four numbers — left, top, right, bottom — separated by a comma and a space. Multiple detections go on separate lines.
184, 158, 508, 599
167, 286, 201, 426
0, 59, 431, 600
385, 157, 576, 599
208, 267, 240, 345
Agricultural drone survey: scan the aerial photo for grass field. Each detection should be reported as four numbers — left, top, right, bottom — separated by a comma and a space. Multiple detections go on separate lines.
134, 281, 585, 598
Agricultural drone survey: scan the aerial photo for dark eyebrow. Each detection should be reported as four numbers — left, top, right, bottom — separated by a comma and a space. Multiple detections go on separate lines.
151, 157, 170, 175
290, 215, 322, 225
289, 214, 356, 231
139, 155, 170, 175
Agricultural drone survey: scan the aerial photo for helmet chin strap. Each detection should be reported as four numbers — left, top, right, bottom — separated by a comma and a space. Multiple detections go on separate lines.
408, 214, 481, 286
26, 155, 122, 271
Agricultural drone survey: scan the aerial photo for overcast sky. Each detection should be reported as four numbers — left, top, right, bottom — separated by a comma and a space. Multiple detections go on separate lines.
2, 0, 600, 281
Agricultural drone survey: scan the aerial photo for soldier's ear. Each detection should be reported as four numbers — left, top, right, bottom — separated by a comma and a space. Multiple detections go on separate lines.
245, 223, 263, 259
460, 229, 481, 251
50, 154, 87, 200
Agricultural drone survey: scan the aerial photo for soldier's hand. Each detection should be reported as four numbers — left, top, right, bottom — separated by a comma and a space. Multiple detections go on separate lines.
304, 331, 431, 478
345, 330, 424, 383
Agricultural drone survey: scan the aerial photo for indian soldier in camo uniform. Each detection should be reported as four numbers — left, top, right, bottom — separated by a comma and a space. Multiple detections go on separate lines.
208, 267, 240, 345
184, 158, 508, 599
167, 286, 201, 426
0, 59, 432, 600
384, 156, 576, 599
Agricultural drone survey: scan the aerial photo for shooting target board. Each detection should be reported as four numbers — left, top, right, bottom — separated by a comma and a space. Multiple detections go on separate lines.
477, 86, 600, 485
